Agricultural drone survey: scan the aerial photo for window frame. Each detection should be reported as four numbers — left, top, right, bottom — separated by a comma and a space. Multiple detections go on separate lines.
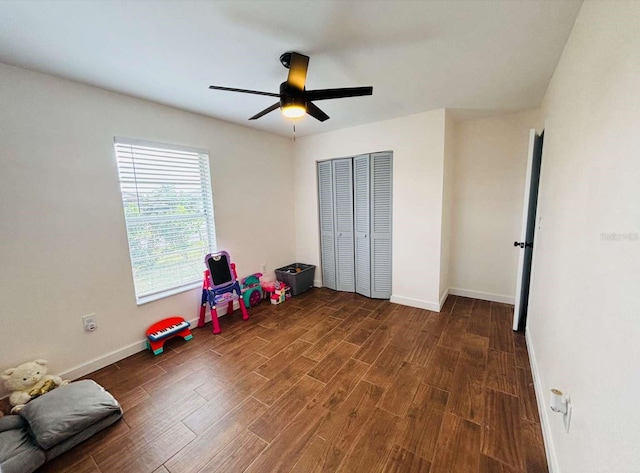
113, 136, 217, 305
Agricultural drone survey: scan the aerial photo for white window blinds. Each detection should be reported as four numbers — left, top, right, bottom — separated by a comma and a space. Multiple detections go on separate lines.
114, 137, 216, 304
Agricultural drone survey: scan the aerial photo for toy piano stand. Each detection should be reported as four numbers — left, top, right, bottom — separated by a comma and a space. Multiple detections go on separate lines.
146, 316, 193, 355
198, 251, 249, 334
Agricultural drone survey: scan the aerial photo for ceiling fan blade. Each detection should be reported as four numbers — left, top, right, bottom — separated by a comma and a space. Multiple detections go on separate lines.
306, 102, 330, 122
209, 85, 280, 98
287, 52, 309, 91
249, 102, 281, 120
305, 86, 373, 101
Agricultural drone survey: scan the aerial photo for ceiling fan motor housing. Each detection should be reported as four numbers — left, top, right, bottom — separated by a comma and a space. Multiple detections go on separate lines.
280, 81, 306, 110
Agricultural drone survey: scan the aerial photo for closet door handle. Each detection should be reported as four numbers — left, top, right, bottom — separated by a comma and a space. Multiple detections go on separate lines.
338, 232, 343, 237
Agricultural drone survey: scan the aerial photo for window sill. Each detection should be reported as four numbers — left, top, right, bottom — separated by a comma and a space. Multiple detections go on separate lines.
136, 281, 202, 305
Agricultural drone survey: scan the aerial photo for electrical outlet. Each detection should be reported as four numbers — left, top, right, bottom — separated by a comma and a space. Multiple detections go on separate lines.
261, 263, 266, 273
82, 314, 97, 332
564, 398, 572, 433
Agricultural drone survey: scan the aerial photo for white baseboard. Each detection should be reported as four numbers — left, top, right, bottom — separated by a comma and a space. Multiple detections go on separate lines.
59, 340, 147, 381
390, 295, 441, 312
526, 329, 558, 473
439, 289, 450, 311
59, 304, 237, 382
449, 287, 515, 304
313, 279, 322, 288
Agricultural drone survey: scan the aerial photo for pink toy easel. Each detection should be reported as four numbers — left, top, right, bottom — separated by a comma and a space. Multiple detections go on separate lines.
197, 251, 249, 334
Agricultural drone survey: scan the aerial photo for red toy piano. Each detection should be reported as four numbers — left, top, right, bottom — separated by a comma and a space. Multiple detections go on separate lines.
146, 316, 193, 355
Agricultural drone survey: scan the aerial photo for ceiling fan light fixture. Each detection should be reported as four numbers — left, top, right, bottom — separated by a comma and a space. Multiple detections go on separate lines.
281, 103, 306, 119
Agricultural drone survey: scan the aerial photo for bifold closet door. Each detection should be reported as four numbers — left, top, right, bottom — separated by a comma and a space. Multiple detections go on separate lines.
317, 160, 337, 290
332, 159, 355, 292
370, 152, 393, 299
353, 155, 371, 297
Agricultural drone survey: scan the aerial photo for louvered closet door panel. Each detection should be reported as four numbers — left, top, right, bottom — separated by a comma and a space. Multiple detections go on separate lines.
353, 154, 371, 297
370, 152, 393, 299
317, 160, 337, 290
332, 159, 355, 292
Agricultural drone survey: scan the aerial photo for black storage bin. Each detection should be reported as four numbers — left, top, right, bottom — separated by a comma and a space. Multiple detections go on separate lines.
275, 263, 316, 296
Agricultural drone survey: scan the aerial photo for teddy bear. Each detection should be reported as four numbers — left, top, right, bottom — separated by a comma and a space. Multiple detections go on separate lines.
1, 359, 68, 414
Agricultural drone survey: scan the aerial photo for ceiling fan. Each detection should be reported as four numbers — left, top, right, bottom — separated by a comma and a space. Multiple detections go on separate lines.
208, 52, 373, 122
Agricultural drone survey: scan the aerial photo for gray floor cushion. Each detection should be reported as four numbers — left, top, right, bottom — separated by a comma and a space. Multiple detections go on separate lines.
19, 380, 122, 450
0, 416, 46, 473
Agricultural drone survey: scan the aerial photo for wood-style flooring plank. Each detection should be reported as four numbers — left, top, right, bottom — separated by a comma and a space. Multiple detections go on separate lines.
344, 317, 381, 346
304, 328, 348, 362
308, 341, 359, 383
314, 357, 370, 411
165, 397, 267, 473
467, 299, 492, 337
299, 316, 343, 344
254, 338, 313, 379
489, 303, 515, 354
486, 349, 518, 396
378, 361, 425, 417
244, 400, 330, 473
184, 371, 269, 434
335, 408, 398, 473
521, 420, 549, 473
383, 446, 432, 473
514, 334, 531, 369
352, 326, 393, 364
252, 355, 317, 406
362, 343, 409, 388
93, 422, 195, 473
256, 326, 309, 358
438, 314, 469, 351
248, 375, 325, 442
430, 413, 482, 473
423, 346, 459, 392
446, 360, 485, 424
397, 383, 448, 461
479, 454, 524, 473
482, 388, 524, 470
197, 429, 268, 473
517, 367, 540, 423
405, 332, 440, 367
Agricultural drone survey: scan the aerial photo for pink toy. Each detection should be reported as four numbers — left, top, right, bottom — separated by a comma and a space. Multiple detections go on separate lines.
270, 282, 291, 305
197, 251, 249, 334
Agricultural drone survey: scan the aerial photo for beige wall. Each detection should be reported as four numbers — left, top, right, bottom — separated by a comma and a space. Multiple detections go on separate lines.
439, 112, 456, 303
0, 63, 295, 392
528, 1, 640, 471
293, 110, 446, 310
449, 109, 541, 303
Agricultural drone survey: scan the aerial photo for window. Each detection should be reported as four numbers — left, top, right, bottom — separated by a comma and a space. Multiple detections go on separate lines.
114, 137, 216, 304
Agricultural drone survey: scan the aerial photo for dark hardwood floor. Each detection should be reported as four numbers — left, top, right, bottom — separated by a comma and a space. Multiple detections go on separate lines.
38, 288, 548, 473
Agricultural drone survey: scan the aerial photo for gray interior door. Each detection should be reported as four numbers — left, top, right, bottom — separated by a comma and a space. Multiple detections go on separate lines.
332, 159, 355, 292
513, 131, 544, 331
317, 160, 337, 290
370, 152, 393, 299
353, 154, 371, 297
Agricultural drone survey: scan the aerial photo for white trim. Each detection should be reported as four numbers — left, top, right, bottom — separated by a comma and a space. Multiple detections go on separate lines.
449, 287, 515, 304
57, 303, 239, 383
439, 288, 450, 311
390, 295, 441, 312
114, 136, 209, 155
136, 281, 202, 305
526, 329, 558, 473
59, 340, 146, 382
313, 279, 323, 288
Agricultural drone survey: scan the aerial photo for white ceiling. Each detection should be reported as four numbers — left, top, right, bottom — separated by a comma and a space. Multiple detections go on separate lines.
0, 0, 582, 137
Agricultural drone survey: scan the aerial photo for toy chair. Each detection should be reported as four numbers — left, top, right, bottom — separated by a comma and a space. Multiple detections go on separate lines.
198, 251, 249, 334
